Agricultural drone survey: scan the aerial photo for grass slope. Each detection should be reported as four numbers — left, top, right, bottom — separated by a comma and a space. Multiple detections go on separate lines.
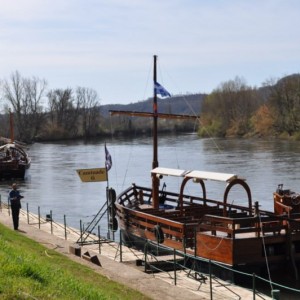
0, 223, 150, 300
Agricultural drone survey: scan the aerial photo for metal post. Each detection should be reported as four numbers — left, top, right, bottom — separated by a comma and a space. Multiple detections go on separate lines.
0, 195, 2, 212
183, 235, 187, 267
50, 210, 53, 234
98, 225, 101, 254
38, 206, 40, 229
144, 242, 148, 273
8, 197, 10, 216
120, 230, 123, 262
173, 248, 177, 286
194, 227, 197, 257
80, 220, 83, 244
209, 260, 213, 300
252, 273, 256, 300
64, 215, 67, 240
106, 187, 110, 240
26, 203, 29, 224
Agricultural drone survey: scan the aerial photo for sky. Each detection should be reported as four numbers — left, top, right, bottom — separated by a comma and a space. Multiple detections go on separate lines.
0, 0, 300, 106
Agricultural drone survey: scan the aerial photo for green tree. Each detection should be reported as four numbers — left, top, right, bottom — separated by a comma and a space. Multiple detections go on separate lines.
267, 75, 300, 136
199, 77, 260, 137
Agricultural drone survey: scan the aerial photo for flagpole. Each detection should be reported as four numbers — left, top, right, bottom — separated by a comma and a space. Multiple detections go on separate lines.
105, 142, 110, 239
152, 55, 159, 209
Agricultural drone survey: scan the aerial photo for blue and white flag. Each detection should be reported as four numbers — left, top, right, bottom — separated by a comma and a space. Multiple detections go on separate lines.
105, 143, 112, 171
154, 81, 171, 97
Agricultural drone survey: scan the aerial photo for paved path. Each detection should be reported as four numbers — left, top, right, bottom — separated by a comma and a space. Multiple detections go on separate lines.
0, 205, 272, 300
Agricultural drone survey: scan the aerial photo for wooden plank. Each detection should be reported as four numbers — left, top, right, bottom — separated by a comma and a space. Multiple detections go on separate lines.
196, 233, 233, 265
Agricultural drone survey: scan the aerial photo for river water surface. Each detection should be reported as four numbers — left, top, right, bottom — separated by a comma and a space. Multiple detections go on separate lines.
1, 133, 300, 236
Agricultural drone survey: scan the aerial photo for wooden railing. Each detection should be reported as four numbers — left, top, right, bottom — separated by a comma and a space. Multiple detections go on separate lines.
199, 214, 289, 238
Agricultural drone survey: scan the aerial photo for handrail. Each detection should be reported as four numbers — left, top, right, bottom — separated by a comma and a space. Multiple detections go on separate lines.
76, 200, 109, 244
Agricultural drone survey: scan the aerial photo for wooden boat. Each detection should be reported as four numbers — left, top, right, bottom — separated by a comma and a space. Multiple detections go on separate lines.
110, 56, 300, 278
0, 113, 31, 179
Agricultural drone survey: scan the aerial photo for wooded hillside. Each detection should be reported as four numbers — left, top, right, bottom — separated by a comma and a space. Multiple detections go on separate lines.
1, 70, 300, 142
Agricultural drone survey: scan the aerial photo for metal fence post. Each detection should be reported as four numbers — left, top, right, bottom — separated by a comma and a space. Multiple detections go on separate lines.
38, 206, 40, 229
50, 210, 53, 234
253, 273, 256, 300
144, 242, 148, 273
8, 197, 10, 216
64, 215, 67, 240
26, 203, 29, 224
174, 248, 177, 286
119, 230, 123, 262
98, 225, 101, 254
209, 259, 213, 300
80, 220, 83, 244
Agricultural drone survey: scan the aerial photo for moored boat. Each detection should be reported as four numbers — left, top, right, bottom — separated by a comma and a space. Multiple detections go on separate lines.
0, 142, 31, 179
110, 56, 300, 279
0, 113, 31, 179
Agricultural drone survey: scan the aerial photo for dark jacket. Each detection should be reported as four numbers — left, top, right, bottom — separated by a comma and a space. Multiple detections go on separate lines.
9, 190, 22, 208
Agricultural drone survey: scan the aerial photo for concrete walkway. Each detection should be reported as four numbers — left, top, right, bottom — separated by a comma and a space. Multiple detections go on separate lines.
0, 205, 272, 300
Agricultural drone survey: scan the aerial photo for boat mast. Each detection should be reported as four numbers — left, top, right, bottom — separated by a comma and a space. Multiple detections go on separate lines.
152, 55, 159, 209
109, 55, 199, 209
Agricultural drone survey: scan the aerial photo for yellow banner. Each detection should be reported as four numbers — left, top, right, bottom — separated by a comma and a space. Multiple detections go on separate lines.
76, 168, 107, 182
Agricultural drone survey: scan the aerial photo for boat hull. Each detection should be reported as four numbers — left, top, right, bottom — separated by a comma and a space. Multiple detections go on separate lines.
0, 164, 29, 179
115, 184, 300, 279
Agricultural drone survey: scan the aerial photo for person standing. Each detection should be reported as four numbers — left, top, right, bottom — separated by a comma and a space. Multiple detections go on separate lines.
9, 183, 24, 230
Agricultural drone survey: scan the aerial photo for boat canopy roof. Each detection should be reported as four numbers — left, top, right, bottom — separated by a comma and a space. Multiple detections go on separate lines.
0, 143, 15, 151
151, 167, 188, 177
186, 170, 238, 182
151, 167, 239, 183
0, 143, 28, 157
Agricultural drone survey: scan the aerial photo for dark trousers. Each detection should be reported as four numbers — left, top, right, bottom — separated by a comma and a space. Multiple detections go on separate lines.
11, 206, 20, 230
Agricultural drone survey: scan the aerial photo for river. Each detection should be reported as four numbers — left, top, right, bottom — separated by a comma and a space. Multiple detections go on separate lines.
1, 133, 300, 236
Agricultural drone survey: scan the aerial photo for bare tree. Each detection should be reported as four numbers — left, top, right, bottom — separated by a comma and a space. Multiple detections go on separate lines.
47, 88, 81, 138
2, 71, 47, 142
76, 87, 100, 138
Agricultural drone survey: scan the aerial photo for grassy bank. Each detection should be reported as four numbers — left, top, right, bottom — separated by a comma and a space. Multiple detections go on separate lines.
0, 223, 150, 300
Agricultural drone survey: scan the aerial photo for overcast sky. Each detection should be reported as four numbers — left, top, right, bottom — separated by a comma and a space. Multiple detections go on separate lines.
1, 0, 300, 105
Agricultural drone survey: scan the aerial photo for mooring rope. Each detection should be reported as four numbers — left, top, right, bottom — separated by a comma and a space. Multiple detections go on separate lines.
257, 211, 274, 291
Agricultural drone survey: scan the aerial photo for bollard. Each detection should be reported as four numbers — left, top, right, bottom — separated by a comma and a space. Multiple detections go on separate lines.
271, 290, 280, 300
69, 244, 81, 257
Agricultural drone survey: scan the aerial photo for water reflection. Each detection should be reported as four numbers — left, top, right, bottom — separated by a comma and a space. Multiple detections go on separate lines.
0, 135, 299, 234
